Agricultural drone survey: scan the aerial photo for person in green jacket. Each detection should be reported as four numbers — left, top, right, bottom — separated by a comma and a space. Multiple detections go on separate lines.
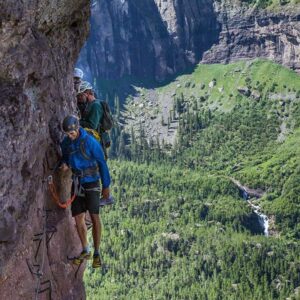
77, 81, 111, 154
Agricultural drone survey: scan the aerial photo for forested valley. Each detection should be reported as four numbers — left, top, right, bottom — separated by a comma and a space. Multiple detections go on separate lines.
85, 60, 300, 299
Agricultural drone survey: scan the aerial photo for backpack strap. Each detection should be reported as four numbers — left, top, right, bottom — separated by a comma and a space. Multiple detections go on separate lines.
99, 100, 114, 131
79, 137, 91, 160
84, 127, 101, 141
66, 135, 92, 161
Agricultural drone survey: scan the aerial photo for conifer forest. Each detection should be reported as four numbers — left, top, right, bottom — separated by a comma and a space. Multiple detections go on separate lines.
84, 60, 300, 299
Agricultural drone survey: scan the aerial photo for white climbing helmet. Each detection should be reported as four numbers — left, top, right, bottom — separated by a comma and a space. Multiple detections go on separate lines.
73, 68, 84, 79
78, 81, 93, 94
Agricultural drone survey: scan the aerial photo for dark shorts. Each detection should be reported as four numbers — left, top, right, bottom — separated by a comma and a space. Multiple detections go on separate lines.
71, 181, 100, 217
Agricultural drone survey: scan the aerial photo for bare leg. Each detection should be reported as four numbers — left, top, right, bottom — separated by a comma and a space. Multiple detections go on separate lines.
90, 213, 102, 251
74, 212, 88, 249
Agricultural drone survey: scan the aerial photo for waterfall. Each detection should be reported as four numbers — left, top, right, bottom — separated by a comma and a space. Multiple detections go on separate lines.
249, 201, 269, 236
229, 177, 269, 236
243, 190, 269, 236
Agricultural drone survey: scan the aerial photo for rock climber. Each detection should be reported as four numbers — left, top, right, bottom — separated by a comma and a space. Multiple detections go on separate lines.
60, 115, 112, 268
76, 80, 111, 160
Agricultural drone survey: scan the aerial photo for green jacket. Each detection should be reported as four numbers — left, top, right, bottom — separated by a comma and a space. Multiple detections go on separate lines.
80, 100, 103, 130
79, 100, 110, 146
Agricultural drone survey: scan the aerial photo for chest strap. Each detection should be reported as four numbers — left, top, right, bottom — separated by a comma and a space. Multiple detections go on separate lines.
72, 165, 99, 177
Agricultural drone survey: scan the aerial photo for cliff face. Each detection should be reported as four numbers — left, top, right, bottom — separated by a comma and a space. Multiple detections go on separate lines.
77, 0, 220, 82
202, 2, 300, 72
0, 1, 90, 299
78, 0, 300, 82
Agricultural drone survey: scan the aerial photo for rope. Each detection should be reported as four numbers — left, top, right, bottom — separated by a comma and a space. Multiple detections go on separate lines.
47, 176, 76, 209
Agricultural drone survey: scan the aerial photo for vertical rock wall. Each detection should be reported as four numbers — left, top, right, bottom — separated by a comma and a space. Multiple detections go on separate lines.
0, 1, 90, 299
78, 0, 300, 83
202, 2, 300, 72
77, 0, 220, 82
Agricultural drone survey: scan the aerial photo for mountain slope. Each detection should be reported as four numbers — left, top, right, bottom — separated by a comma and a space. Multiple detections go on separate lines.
116, 60, 300, 236
78, 0, 300, 84
84, 161, 300, 299
122, 59, 299, 147
82, 59, 300, 299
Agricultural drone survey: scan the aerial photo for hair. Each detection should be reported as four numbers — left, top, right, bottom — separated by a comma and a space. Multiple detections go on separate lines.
85, 89, 94, 96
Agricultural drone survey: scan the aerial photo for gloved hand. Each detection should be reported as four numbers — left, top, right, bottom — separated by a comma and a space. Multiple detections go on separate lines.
102, 187, 110, 200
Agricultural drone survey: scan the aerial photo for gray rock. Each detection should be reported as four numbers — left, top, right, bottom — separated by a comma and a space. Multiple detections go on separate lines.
78, 0, 220, 82
77, 0, 300, 88
0, 215, 16, 242
185, 81, 191, 88
202, 9, 300, 73
269, 92, 297, 101
209, 81, 216, 88
251, 90, 261, 100
0, 0, 89, 298
238, 86, 251, 97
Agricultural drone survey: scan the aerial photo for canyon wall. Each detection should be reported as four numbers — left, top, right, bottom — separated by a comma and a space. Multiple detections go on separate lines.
77, 0, 220, 82
78, 0, 300, 82
202, 1, 300, 72
0, 1, 90, 299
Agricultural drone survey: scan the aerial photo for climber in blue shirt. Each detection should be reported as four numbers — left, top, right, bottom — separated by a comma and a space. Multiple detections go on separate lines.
60, 115, 113, 268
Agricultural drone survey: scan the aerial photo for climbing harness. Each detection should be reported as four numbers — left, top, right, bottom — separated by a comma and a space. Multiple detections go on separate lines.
71, 165, 99, 177
47, 168, 100, 209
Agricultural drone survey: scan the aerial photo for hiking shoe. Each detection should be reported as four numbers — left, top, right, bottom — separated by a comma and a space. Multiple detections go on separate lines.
92, 254, 102, 268
72, 250, 91, 265
99, 195, 115, 207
